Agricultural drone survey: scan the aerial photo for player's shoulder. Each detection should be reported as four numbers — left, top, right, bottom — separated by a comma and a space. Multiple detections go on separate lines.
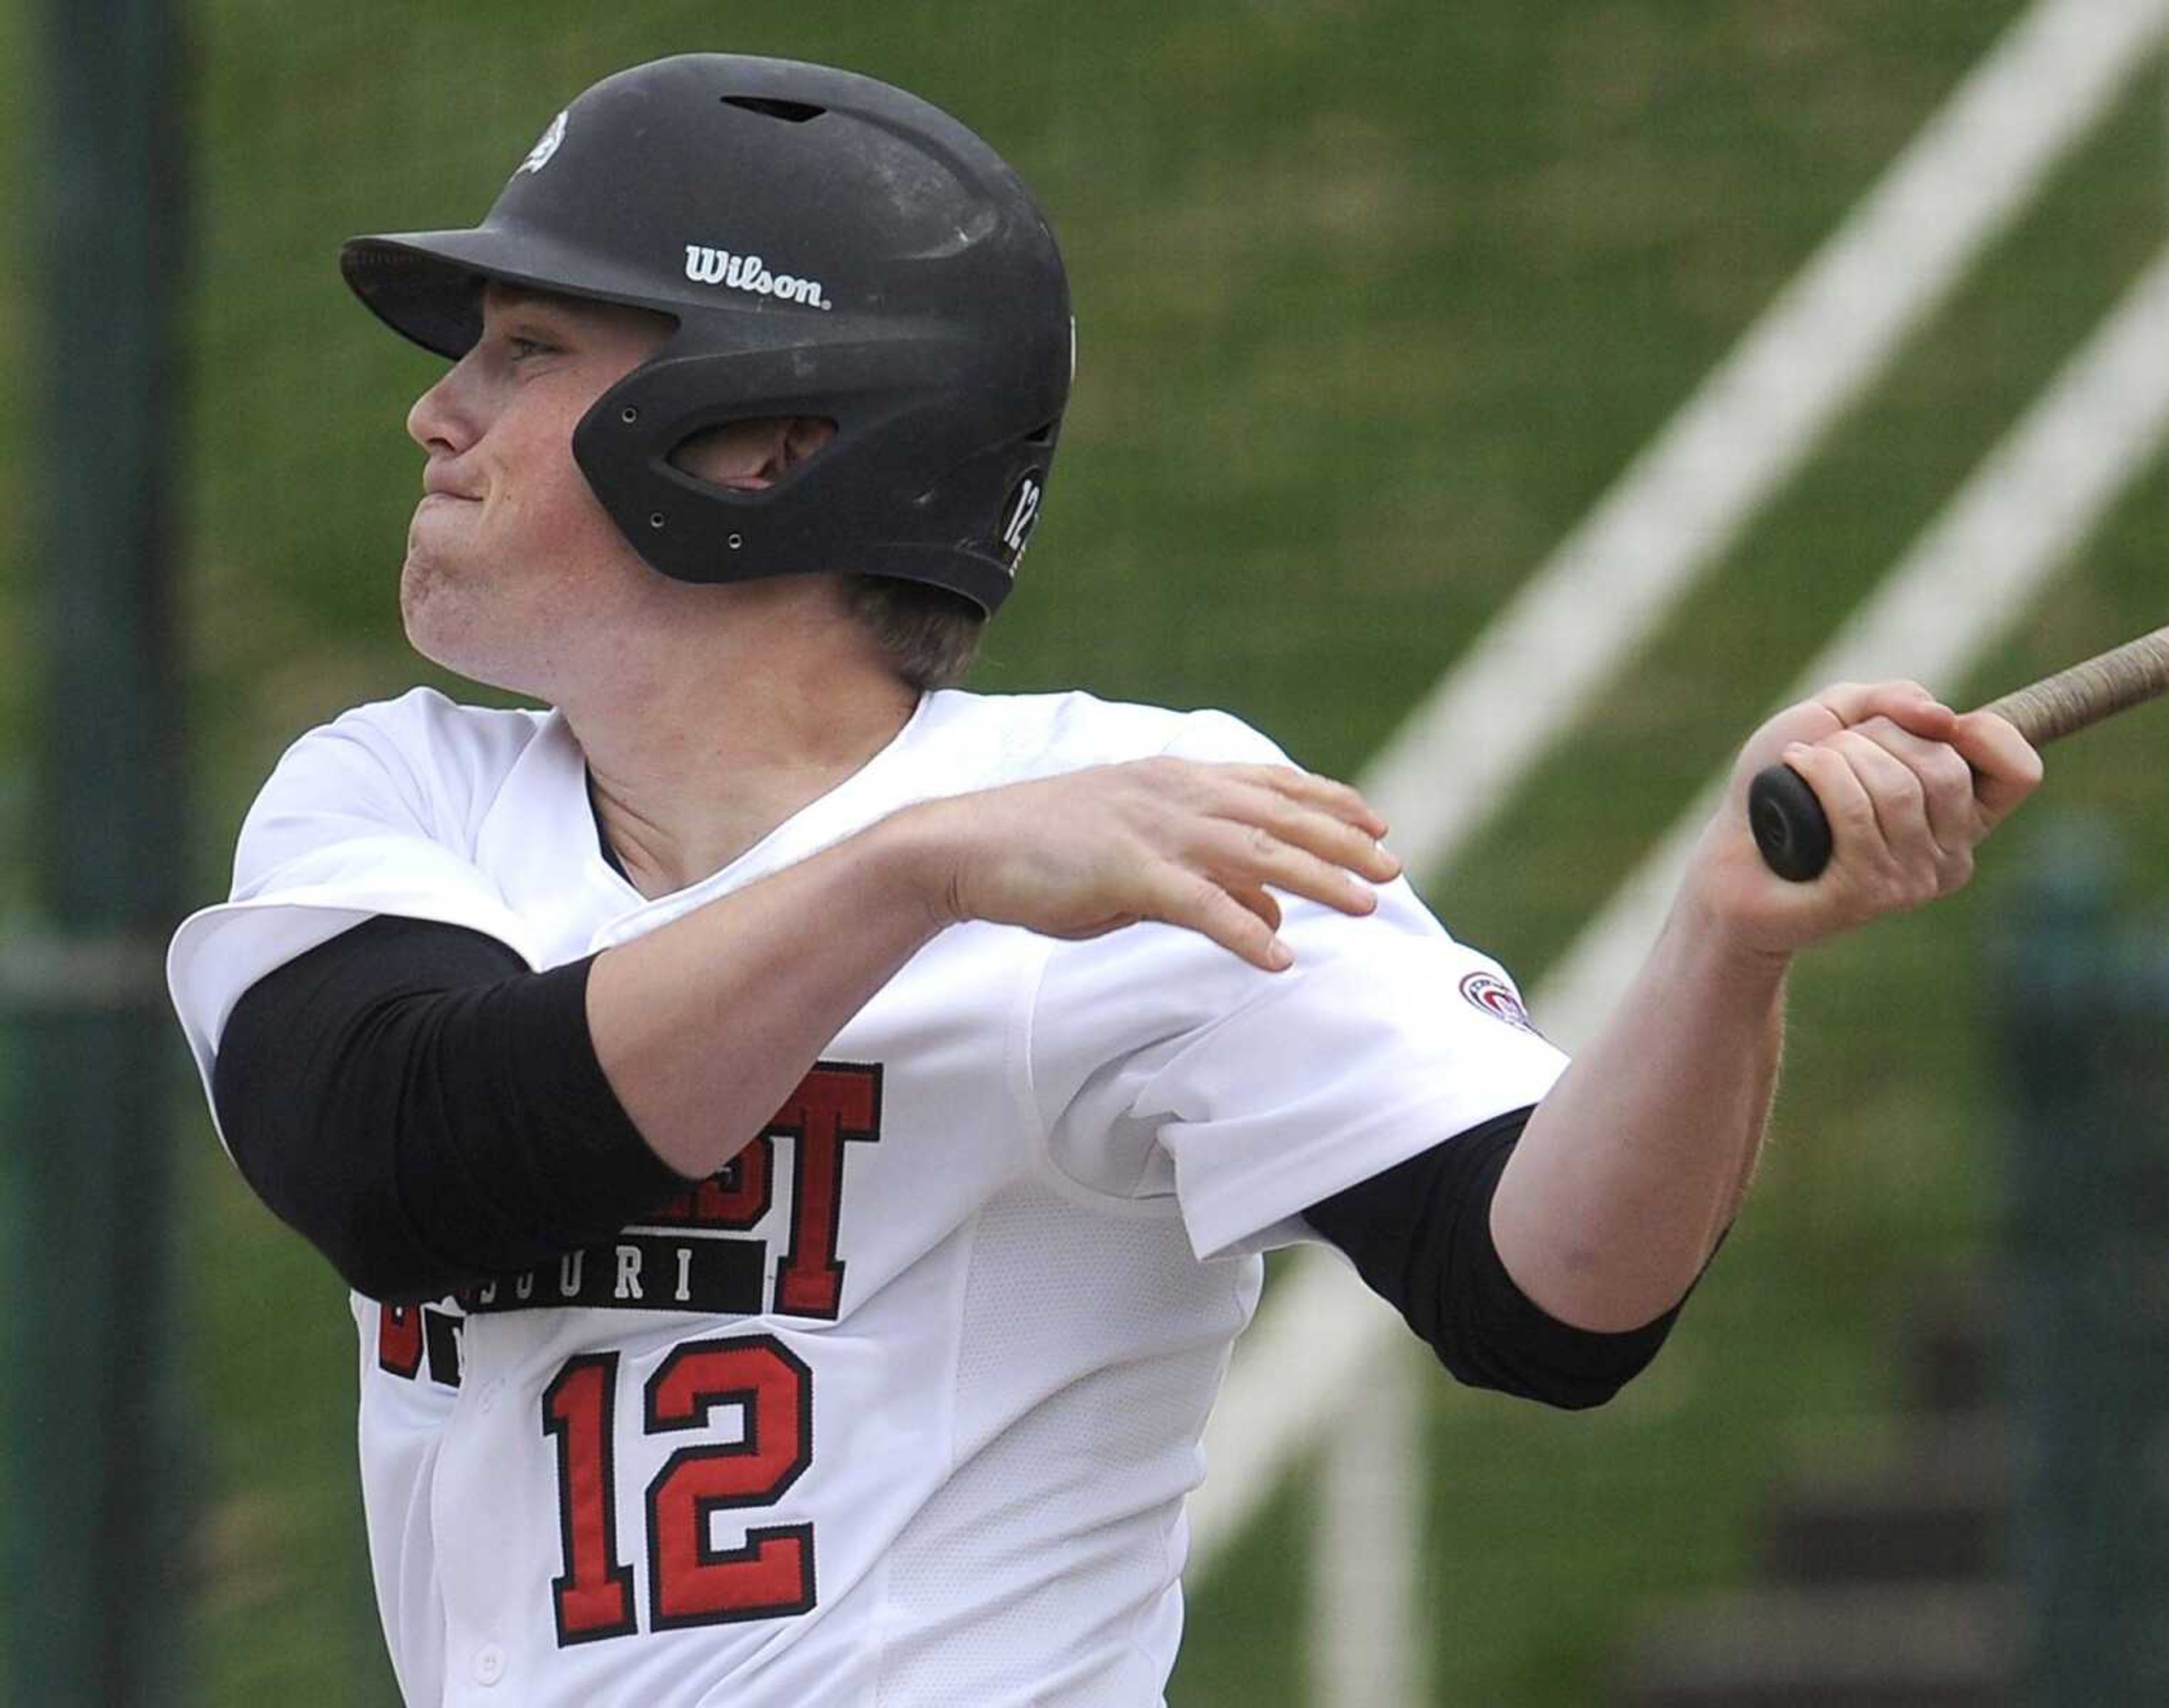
247, 686, 554, 856
303, 685, 550, 767
272, 687, 547, 796
917, 688, 1294, 780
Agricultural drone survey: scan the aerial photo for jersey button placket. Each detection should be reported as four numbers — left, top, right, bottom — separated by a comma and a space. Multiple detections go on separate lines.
473, 1643, 505, 1687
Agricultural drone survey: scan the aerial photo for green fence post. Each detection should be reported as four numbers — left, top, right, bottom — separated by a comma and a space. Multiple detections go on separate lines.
1998, 823, 2167, 1703
3, 1, 190, 1703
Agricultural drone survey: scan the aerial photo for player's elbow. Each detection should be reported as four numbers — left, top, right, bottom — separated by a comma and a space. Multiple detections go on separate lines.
308, 1199, 470, 1306
225, 1116, 468, 1304
308, 1230, 429, 1306
1432, 1321, 1671, 1412
211, 957, 504, 1303
1494, 1363, 1643, 1412
212, 1058, 465, 1305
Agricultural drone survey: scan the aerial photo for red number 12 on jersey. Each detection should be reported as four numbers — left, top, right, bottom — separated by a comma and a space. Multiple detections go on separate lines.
539, 1062, 879, 1642
545, 1337, 815, 1643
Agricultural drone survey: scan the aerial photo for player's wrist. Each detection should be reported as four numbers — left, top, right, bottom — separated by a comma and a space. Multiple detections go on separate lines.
859, 801, 972, 936
1676, 836, 1806, 977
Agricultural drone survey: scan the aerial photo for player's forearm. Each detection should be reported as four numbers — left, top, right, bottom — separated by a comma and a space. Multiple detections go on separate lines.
1489, 895, 1787, 1332
586, 812, 950, 1178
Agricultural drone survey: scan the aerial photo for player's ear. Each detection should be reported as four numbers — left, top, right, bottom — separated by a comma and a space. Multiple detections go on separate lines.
669, 416, 835, 490
779, 417, 837, 470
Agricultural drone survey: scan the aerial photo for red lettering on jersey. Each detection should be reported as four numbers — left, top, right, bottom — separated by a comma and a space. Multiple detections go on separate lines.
377, 1304, 423, 1379
644, 1336, 815, 1628
377, 1302, 463, 1384
770, 1064, 882, 1320
513, 1062, 877, 1322
647, 1138, 774, 1232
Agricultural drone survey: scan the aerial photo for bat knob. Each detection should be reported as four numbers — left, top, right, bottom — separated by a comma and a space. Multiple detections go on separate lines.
1748, 761, 1834, 882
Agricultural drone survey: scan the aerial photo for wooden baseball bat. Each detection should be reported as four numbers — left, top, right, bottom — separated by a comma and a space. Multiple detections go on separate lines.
1749, 624, 2169, 882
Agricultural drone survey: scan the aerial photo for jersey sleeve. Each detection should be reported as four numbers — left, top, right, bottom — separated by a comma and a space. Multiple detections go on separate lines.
1026, 709, 1568, 1261
167, 691, 545, 1147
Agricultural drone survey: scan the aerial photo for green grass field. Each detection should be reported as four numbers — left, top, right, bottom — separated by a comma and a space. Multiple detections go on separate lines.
10, 2, 2168, 1701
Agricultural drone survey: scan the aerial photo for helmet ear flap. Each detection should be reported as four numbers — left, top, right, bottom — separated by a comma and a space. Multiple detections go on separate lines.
573, 334, 1013, 600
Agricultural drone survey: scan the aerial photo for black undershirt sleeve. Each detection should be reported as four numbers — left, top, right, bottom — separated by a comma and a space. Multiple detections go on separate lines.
1300, 1108, 1693, 1410
216, 911, 1701, 1402
211, 913, 690, 1304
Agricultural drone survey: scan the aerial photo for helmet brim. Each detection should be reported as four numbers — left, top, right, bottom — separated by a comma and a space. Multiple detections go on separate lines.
341, 225, 680, 359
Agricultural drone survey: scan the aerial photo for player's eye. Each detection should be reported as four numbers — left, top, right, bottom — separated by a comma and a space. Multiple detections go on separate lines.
505, 334, 556, 360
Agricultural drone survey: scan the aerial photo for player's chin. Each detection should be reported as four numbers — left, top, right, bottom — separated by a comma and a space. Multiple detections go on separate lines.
400, 557, 481, 670
400, 567, 540, 694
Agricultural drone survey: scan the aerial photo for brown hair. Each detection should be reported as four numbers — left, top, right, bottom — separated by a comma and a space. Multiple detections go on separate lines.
670, 420, 990, 688
840, 575, 988, 690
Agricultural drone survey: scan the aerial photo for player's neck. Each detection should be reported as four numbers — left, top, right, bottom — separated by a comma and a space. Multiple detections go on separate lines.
565, 610, 920, 898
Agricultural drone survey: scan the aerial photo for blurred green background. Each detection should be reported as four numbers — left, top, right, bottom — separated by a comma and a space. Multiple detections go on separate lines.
7, 2, 2169, 1703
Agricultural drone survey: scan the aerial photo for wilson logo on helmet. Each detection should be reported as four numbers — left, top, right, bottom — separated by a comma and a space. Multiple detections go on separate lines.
682, 246, 833, 311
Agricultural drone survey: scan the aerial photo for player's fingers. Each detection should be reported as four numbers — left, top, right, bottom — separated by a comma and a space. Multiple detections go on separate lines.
1840, 717, 1980, 865
1948, 709, 2044, 826
1217, 764, 1390, 840
1192, 818, 1382, 918
1817, 729, 1946, 892
1226, 882, 1284, 936
1142, 865, 1293, 971
1734, 683, 1946, 795
1205, 779, 1401, 884
1779, 740, 1893, 886
1810, 679, 1957, 743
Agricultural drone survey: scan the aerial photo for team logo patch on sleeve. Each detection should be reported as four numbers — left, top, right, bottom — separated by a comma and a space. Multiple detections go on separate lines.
1460, 970, 1544, 1038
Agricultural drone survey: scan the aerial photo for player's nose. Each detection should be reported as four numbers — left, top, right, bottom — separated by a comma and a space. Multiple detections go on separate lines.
406, 358, 482, 456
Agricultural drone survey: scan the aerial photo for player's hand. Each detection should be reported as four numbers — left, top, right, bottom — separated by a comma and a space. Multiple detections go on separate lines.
1685, 680, 2042, 958
886, 759, 1401, 970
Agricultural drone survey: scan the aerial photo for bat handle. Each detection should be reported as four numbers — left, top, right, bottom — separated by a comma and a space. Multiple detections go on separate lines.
1748, 761, 1833, 882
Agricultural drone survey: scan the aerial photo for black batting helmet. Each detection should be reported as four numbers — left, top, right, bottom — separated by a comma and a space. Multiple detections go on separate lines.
339, 54, 1072, 615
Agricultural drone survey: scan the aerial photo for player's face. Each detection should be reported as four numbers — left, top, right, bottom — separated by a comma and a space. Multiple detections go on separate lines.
399, 285, 672, 687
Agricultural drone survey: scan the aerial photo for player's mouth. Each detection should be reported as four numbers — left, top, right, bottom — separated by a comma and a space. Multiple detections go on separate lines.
421, 466, 484, 503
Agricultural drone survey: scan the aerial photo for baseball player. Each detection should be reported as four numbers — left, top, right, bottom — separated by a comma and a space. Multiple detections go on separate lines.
167, 54, 2040, 1707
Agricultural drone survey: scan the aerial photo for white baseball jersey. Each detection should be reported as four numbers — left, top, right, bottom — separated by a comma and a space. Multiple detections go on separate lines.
168, 685, 1566, 1707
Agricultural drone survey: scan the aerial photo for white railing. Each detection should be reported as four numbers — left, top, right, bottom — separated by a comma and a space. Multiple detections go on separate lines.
1188, 4, 2169, 1700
